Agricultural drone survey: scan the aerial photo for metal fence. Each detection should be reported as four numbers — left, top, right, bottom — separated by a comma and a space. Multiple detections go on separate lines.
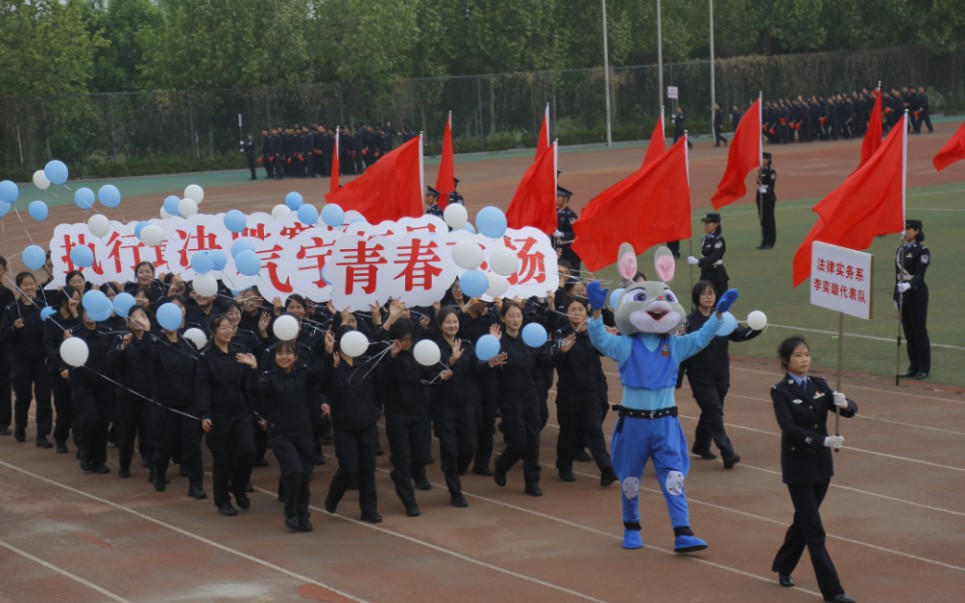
1, 45, 962, 178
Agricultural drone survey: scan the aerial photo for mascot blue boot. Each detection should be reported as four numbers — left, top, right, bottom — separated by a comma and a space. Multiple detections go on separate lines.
586, 244, 738, 553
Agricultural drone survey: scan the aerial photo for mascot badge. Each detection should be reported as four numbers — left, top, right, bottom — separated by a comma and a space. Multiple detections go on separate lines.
586, 243, 738, 552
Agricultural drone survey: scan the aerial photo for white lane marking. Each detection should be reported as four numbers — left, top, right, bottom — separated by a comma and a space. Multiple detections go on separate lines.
0, 539, 132, 602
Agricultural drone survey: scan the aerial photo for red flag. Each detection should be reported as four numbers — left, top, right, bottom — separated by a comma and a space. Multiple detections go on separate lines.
435, 112, 455, 209
933, 120, 965, 171
324, 135, 423, 224
573, 138, 692, 271
711, 96, 762, 209
642, 112, 666, 168
329, 129, 340, 194
792, 115, 907, 287
859, 86, 883, 169
506, 141, 557, 235
536, 103, 550, 158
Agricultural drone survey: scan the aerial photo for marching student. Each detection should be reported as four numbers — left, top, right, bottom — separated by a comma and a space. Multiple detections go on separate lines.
458, 296, 500, 476
770, 336, 857, 603
67, 308, 115, 473
44, 286, 81, 453
108, 306, 154, 478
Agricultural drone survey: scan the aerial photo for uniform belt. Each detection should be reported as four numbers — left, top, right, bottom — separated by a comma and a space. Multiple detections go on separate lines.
712, 261, 724, 266
614, 406, 677, 419
899, 275, 914, 282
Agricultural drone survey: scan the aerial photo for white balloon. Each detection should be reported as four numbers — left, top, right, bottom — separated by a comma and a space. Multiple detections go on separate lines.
344, 210, 366, 224
272, 314, 300, 341
746, 310, 768, 331
183, 327, 208, 350
486, 272, 509, 297
159, 207, 173, 219
443, 203, 468, 230
272, 204, 291, 219
178, 197, 198, 217
32, 170, 51, 191
139, 224, 166, 246
87, 214, 111, 238
339, 330, 369, 357
60, 337, 89, 368
184, 184, 205, 203
192, 273, 218, 297
413, 339, 441, 367
488, 246, 520, 277
451, 239, 484, 270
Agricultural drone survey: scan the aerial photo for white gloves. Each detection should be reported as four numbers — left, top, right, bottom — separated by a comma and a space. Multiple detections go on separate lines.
833, 392, 848, 409
824, 435, 845, 449
758, 186, 768, 194
553, 230, 564, 238
687, 256, 700, 266
897, 282, 911, 293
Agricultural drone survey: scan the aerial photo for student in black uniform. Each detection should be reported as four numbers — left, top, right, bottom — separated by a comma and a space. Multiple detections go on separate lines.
44, 286, 81, 453
552, 297, 616, 486
756, 152, 777, 249
490, 300, 552, 496
0, 271, 52, 446
109, 306, 153, 478
125, 262, 166, 302
323, 325, 383, 523
687, 213, 729, 299
243, 339, 324, 531
0, 256, 13, 436
459, 296, 500, 476
67, 308, 114, 473
770, 336, 857, 603
895, 219, 930, 380
679, 281, 761, 468
197, 314, 258, 516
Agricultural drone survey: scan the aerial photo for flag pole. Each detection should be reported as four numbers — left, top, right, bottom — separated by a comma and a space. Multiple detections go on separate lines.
835, 311, 843, 442
684, 129, 694, 288
896, 286, 904, 386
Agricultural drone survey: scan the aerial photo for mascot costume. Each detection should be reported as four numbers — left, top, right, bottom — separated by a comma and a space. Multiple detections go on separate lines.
586, 244, 738, 552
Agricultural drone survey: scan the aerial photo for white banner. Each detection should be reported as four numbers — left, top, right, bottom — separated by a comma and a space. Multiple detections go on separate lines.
809, 241, 873, 320
49, 214, 558, 311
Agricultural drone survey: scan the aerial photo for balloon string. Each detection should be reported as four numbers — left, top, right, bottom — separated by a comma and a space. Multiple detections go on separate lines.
348, 342, 393, 386
12, 206, 36, 244
76, 365, 202, 422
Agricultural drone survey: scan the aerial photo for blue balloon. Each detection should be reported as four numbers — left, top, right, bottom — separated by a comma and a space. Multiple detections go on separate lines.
231, 238, 255, 259
0, 180, 18, 204
40, 306, 57, 321
134, 221, 148, 238
70, 246, 94, 268
74, 187, 95, 210
460, 269, 489, 298
82, 290, 110, 314
475, 334, 501, 362
297, 203, 319, 225
162, 195, 181, 216
320, 263, 331, 285
235, 250, 261, 276
522, 323, 548, 348
0, 201, 10, 217
112, 292, 136, 318
476, 206, 507, 239
209, 249, 228, 271
87, 305, 114, 323
321, 204, 344, 227
609, 287, 625, 308
156, 303, 183, 331
98, 184, 121, 208
190, 251, 214, 274
224, 209, 247, 233
44, 160, 69, 186
285, 191, 304, 210
462, 223, 477, 234
23, 245, 46, 270
28, 200, 48, 221
716, 312, 738, 337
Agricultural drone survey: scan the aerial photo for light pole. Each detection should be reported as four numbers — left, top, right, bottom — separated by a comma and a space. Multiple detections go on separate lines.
602, 0, 612, 146
709, 0, 716, 129
657, 0, 664, 111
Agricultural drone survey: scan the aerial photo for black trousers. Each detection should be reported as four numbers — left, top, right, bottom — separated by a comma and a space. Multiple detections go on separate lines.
115, 390, 150, 472
271, 430, 313, 522
72, 383, 112, 466
757, 194, 777, 247
153, 406, 203, 487
327, 423, 378, 516
901, 301, 930, 374
205, 414, 256, 506
700, 266, 729, 301
688, 375, 736, 458
0, 350, 10, 429
432, 398, 477, 496
385, 408, 430, 508
772, 480, 845, 600
246, 155, 257, 179
555, 391, 611, 473
263, 154, 274, 178
714, 126, 727, 146
51, 372, 75, 446
473, 380, 498, 471
495, 394, 541, 486
12, 358, 52, 437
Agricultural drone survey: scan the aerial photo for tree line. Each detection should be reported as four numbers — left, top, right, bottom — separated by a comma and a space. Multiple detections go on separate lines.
1, 0, 962, 99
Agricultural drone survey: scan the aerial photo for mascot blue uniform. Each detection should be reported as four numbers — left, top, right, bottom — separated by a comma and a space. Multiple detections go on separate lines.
586, 244, 739, 552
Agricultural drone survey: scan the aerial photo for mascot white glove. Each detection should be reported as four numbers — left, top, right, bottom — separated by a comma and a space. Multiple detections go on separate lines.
832, 392, 849, 409
824, 435, 845, 449
687, 256, 700, 266
897, 282, 911, 293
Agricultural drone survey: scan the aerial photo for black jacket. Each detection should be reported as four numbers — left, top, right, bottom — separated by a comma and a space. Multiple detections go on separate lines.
141, 334, 199, 409
250, 362, 321, 436
196, 343, 253, 420
1, 298, 47, 361
321, 356, 380, 431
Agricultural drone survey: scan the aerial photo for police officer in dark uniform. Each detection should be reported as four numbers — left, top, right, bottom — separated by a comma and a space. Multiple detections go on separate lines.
687, 213, 729, 299
424, 186, 443, 218
448, 178, 465, 206
260, 129, 273, 179
673, 106, 694, 149
553, 185, 580, 274
713, 103, 727, 147
756, 152, 777, 249
895, 219, 930, 380
242, 133, 257, 180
